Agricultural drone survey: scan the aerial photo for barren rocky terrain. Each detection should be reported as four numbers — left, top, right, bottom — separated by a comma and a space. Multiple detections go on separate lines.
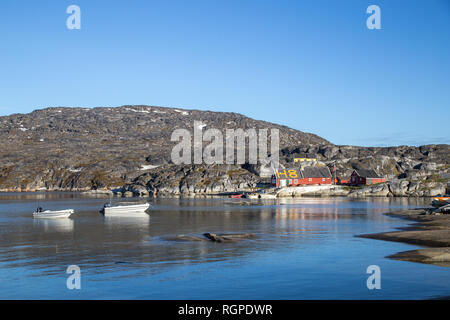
0, 105, 449, 196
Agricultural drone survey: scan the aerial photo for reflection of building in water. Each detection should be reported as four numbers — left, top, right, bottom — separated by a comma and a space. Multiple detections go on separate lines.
275, 206, 339, 221
274, 203, 342, 232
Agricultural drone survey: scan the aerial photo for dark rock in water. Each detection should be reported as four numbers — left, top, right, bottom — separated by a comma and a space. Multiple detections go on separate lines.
203, 233, 255, 243
203, 233, 220, 242
171, 235, 209, 242
166, 233, 255, 243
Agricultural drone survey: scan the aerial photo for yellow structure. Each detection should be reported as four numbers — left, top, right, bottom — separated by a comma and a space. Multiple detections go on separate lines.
294, 158, 317, 169
294, 158, 317, 163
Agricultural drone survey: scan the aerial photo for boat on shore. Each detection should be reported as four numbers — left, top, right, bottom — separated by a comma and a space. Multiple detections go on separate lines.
33, 207, 74, 219
100, 202, 150, 215
431, 195, 450, 208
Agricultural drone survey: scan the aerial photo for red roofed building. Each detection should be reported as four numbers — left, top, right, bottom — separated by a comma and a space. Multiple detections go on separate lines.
350, 169, 386, 186
272, 166, 332, 187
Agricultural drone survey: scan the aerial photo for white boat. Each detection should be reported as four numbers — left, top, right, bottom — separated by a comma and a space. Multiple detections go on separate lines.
247, 193, 277, 199
33, 208, 74, 219
260, 194, 277, 199
100, 202, 150, 215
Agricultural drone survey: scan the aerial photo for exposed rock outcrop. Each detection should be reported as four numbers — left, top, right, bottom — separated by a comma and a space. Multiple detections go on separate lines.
166, 233, 256, 243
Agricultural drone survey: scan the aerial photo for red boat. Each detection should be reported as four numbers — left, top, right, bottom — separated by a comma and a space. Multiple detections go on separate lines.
230, 194, 244, 199
431, 195, 450, 208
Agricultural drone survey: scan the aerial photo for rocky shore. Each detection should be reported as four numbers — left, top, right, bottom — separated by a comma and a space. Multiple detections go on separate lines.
359, 209, 450, 267
89, 179, 450, 198
1, 180, 448, 199
275, 182, 449, 198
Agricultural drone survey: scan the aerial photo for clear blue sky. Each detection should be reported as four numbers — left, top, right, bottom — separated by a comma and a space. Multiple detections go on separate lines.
0, 0, 449, 146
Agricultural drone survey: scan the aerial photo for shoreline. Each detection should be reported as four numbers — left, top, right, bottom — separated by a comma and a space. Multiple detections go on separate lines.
358, 208, 450, 267
0, 190, 437, 200
0, 186, 441, 198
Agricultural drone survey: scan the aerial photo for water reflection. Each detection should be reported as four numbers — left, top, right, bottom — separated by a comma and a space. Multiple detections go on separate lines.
103, 213, 150, 228
33, 218, 74, 233
1, 193, 441, 299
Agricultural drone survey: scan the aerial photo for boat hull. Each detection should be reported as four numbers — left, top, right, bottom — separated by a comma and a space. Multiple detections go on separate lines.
102, 203, 150, 215
33, 209, 74, 219
260, 194, 277, 199
431, 197, 450, 208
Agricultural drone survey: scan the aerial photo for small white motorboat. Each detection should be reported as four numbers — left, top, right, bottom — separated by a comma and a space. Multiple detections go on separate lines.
33, 207, 74, 219
260, 194, 277, 199
100, 202, 150, 215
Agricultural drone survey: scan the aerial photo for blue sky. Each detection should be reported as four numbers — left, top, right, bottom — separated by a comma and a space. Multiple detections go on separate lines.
0, 0, 449, 147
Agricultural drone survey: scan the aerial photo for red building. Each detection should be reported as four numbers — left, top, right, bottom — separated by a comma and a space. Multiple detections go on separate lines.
350, 169, 385, 186
336, 176, 351, 185
272, 166, 332, 187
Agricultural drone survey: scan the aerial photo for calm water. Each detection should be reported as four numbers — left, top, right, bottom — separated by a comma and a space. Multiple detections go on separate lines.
0, 193, 448, 300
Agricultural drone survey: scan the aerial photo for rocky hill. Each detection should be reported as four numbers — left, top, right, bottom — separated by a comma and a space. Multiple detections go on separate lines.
0, 106, 448, 196
0, 105, 326, 193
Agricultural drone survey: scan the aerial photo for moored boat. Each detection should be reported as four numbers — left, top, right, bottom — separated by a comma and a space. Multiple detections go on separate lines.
260, 193, 277, 199
431, 195, 450, 208
247, 192, 277, 199
33, 208, 74, 219
100, 202, 150, 215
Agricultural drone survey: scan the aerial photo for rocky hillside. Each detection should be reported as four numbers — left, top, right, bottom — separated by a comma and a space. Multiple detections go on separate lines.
0, 106, 448, 196
0, 105, 326, 192
281, 144, 450, 181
